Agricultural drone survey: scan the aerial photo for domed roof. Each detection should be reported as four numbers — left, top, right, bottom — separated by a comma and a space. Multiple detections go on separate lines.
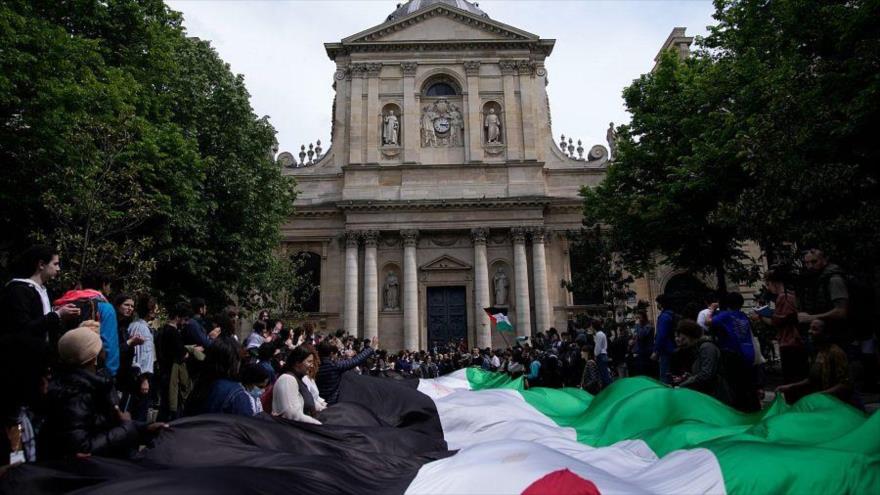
386, 0, 489, 22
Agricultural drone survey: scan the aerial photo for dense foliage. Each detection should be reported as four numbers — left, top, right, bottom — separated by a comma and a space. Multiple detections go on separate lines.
582, 0, 880, 286
0, 0, 298, 308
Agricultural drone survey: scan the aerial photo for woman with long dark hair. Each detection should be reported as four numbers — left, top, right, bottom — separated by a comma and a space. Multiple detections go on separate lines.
185, 337, 254, 417
272, 346, 322, 424
114, 294, 143, 407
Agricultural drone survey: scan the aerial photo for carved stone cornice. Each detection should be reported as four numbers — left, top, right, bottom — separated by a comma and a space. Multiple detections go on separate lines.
349, 7, 533, 43
498, 59, 517, 75
362, 230, 379, 247
470, 227, 488, 245
400, 229, 419, 247
326, 40, 554, 58
400, 62, 418, 76
511, 227, 527, 244
463, 61, 481, 76
337, 197, 551, 212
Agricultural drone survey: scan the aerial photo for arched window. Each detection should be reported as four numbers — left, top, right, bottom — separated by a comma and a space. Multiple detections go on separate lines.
293, 252, 321, 313
425, 82, 457, 96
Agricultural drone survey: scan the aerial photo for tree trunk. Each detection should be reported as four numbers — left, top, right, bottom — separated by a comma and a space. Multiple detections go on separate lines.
715, 262, 728, 296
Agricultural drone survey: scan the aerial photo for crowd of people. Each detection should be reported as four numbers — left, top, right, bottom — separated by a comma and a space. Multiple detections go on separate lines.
0, 245, 876, 470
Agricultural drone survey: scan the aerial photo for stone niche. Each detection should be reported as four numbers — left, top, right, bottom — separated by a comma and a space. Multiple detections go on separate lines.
482, 100, 505, 159
380, 102, 402, 159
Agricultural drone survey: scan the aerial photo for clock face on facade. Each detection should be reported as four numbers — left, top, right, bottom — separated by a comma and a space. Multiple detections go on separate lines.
433, 117, 450, 134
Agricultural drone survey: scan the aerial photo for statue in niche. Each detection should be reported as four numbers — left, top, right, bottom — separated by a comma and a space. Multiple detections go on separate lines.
484, 108, 502, 144
383, 271, 400, 310
421, 106, 437, 147
493, 267, 509, 306
420, 99, 463, 147
382, 109, 400, 146
606, 121, 617, 158
449, 106, 463, 146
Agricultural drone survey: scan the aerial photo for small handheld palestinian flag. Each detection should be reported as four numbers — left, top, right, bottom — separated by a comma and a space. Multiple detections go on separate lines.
484, 307, 514, 333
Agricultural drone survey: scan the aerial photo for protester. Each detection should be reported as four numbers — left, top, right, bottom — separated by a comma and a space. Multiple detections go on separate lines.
125, 294, 156, 421
580, 346, 601, 394
0, 334, 49, 466
0, 246, 79, 344
610, 324, 630, 379
758, 269, 809, 385
185, 337, 254, 417
631, 310, 655, 377
589, 320, 612, 387
652, 294, 677, 384
273, 346, 322, 424
245, 320, 270, 352
711, 292, 761, 412
299, 344, 327, 412
39, 326, 168, 460
798, 248, 850, 344
114, 294, 143, 400
183, 298, 214, 349
316, 336, 376, 405
776, 319, 854, 405
156, 302, 192, 421
673, 319, 731, 405
240, 364, 270, 414
56, 270, 120, 377
696, 295, 719, 332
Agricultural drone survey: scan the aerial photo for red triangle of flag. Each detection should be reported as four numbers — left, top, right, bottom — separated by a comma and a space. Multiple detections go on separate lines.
521, 469, 601, 495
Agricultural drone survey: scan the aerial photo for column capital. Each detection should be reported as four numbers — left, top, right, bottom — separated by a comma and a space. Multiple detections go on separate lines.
401, 62, 418, 76
470, 227, 488, 245
511, 227, 527, 244
365, 62, 382, 77
516, 60, 535, 76
463, 61, 481, 76
363, 230, 379, 247
400, 229, 419, 247
499, 59, 517, 75
529, 227, 548, 244
343, 230, 360, 247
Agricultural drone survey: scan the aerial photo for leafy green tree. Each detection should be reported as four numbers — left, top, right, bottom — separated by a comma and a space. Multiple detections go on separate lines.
582, 51, 757, 291
564, 227, 638, 320
0, 0, 299, 308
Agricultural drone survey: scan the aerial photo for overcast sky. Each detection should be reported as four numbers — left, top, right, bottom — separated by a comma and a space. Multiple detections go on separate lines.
166, 0, 717, 155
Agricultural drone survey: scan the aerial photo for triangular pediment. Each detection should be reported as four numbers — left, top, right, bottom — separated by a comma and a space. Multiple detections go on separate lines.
343, 5, 537, 44
420, 254, 472, 271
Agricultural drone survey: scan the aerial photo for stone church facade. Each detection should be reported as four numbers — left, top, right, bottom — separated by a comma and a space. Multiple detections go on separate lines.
279, 0, 635, 351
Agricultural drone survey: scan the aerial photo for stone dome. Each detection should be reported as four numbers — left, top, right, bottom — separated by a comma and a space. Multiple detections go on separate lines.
386, 0, 489, 22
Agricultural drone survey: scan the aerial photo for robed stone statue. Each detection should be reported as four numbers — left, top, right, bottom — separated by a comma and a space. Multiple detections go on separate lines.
383, 271, 400, 310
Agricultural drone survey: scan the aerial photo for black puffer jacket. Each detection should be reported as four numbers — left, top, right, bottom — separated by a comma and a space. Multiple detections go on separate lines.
39, 368, 143, 460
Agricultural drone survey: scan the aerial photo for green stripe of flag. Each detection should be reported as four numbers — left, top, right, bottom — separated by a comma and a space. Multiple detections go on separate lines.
464, 368, 880, 494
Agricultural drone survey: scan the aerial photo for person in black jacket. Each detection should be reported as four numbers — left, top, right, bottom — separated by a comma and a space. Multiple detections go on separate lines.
0, 246, 79, 344
316, 336, 377, 405
38, 326, 168, 460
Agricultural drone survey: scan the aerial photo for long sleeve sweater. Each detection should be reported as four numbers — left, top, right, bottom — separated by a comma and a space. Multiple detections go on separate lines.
272, 374, 321, 424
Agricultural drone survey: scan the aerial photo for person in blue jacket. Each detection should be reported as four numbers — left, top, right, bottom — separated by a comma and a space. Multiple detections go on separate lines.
651, 294, 677, 384
80, 271, 120, 377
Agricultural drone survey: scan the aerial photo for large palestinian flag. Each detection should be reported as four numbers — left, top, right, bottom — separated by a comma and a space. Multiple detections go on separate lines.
3, 369, 877, 494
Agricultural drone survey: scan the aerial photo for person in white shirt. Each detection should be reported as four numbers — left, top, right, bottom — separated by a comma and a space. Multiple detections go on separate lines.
272, 346, 322, 424
300, 344, 327, 412
489, 349, 501, 370
590, 320, 612, 387
697, 297, 719, 332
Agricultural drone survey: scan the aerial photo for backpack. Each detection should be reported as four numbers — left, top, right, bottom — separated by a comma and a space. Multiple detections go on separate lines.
62, 297, 102, 332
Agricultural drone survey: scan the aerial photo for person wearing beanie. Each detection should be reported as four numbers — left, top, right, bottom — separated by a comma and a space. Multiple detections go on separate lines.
37, 327, 168, 460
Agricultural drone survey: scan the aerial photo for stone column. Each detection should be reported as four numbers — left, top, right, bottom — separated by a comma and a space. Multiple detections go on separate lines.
511, 227, 532, 337
365, 63, 382, 163
348, 64, 365, 164
499, 60, 522, 161
401, 62, 418, 163
401, 229, 419, 351
530, 228, 551, 334
333, 66, 350, 168
464, 61, 483, 162
343, 231, 360, 336
362, 230, 379, 342
472, 228, 491, 349
517, 61, 537, 161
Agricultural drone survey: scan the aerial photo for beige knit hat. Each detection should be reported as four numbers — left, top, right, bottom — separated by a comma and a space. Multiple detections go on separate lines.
58, 326, 103, 366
